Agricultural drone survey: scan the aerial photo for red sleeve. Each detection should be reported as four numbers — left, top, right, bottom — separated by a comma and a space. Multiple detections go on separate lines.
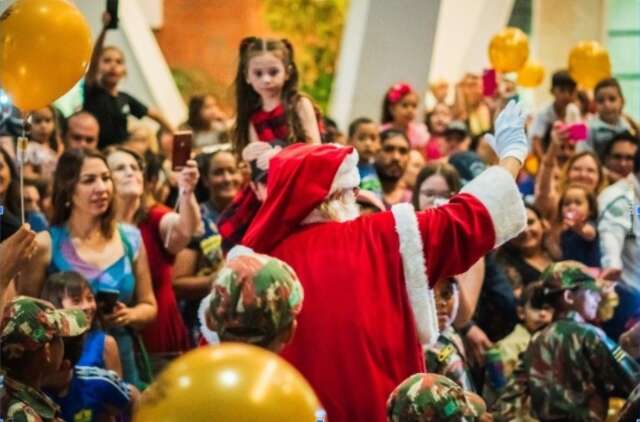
417, 193, 495, 286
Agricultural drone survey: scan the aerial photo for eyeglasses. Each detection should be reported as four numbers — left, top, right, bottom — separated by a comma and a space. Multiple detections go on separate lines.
420, 190, 452, 199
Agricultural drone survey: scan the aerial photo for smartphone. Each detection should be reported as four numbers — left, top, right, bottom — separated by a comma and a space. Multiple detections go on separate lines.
482, 69, 498, 97
106, 0, 119, 30
565, 122, 588, 144
172, 131, 193, 171
96, 289, 119, 315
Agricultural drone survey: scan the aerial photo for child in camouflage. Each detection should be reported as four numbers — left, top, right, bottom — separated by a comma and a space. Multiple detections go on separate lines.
199, 251, 303, 352
483, 282, 552, 399
424, 277, 475, 391
492, 261, 640, 421
0, 296, 89, 421
386, 373, 492, 422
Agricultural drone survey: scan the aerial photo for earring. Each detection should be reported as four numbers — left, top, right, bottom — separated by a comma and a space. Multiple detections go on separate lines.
65, 201, 71, 208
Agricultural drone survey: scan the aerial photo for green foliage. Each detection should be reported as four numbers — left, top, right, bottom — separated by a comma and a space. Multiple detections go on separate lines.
265, 0, 348, 112
171, 67, 231, 107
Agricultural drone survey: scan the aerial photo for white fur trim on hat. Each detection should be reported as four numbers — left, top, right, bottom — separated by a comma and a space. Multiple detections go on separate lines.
198, 293, 220, 345
460, 166, 526, 248
392, 202, 439, 347
330, 148, 360, 194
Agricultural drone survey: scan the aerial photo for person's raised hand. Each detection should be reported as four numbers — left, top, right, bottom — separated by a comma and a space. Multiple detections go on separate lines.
177, 160, 199, 195
484, 100, 528, 164
102, 12, 112, 28
0, 224, 37, 287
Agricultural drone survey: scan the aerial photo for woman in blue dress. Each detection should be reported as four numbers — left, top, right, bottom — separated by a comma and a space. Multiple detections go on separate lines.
18, 148, 157, 388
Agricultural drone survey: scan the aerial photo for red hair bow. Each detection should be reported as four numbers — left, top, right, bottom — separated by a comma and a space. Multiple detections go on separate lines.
386, 83, 413, 103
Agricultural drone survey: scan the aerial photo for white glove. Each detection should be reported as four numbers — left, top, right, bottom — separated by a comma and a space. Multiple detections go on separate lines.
484, 100, 528, 163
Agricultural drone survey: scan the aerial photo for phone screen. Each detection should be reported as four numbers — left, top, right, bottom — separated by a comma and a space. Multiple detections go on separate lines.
172, 131, 193, 171
106, 0, 119, 30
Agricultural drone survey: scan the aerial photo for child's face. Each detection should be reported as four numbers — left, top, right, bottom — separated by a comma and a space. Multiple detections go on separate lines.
551, 86, 576, 109
201, 96, 225, 123
595, 86, 624, 124
572, 288, 602, 322
567, 155, 600, 193
23, 185, 41, 212
31, 108, 55, 144
520, 303, 553, 333
402, 150, 426, 190
98, 48, 126, 87
62, 287, 97, 326
429, 103, 452, 135
390, 92, 418, 126
561, 187, 590, 224
246, 52, 288, 101
351, 122, 380, 162
434, 279, 459, 331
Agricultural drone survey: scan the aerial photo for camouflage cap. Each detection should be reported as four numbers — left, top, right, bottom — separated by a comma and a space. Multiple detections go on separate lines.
386, 373, 486, 422
207, 253, 303, 347
540, 261, 600, 295
1, 296, 89, 360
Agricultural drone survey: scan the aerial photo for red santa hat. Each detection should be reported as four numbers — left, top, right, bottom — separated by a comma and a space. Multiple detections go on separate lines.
242, 143, 359, 254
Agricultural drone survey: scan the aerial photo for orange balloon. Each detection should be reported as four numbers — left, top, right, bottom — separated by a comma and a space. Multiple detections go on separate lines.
0, 0, 92, 111
569, 41, 611, 89
517, 60, 545, 88
488, 27, 530, 72
134, 344, 322, 422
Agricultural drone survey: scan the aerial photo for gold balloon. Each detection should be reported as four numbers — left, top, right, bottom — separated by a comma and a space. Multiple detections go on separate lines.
0, 0, 92, 111
569, 41, 611, 89
517, 60, 545, 88
488, 27, 530, 72
134, 344, 321, 422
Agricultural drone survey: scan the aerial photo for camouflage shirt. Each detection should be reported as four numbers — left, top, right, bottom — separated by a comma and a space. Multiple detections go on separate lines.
424, 327, 475, 392
493, 311, 640, 421
1, 375, 64, 422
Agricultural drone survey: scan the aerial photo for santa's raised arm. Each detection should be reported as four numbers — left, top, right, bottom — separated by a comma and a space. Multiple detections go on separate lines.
234, 100, 528, 422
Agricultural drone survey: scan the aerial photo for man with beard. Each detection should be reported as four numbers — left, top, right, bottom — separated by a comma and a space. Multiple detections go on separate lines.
240, 101, 529, 422
375, 129, 412, 208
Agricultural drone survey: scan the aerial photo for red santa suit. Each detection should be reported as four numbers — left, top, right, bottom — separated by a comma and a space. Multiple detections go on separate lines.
240, 143, 525, 422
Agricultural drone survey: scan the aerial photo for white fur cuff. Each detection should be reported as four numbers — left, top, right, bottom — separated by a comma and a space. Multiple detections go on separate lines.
461, 166, 526, 248
392, 203, 439, 347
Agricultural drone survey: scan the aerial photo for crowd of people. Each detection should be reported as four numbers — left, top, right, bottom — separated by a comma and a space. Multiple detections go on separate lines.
2, 15, 640, 422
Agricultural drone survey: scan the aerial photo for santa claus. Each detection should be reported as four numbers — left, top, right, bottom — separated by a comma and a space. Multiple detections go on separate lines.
207, 101, 528, 421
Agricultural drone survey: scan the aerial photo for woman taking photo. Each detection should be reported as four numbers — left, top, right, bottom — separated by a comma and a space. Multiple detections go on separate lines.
105, 146, 200, 369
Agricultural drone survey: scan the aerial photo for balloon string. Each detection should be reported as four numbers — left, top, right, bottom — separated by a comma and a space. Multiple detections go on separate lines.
18, 113, 30, 225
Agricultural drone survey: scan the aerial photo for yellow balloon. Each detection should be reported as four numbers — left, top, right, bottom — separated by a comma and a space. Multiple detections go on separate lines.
517, 60, 545, 88
0, 0, 92, 111
134, 344, 321, 422
569, 41, 611, 89
488, 27, 530, 72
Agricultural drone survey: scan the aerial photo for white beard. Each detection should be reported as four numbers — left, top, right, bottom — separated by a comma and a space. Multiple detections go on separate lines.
327, 189, 360, 222
301, 189, 360, 225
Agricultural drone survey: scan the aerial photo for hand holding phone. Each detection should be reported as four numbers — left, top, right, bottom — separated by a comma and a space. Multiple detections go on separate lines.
106, 0, 119, 30
172, 131, 193, 171
482, 69, 498, 98
565, 122, 588, 144
96, 289, 120, 315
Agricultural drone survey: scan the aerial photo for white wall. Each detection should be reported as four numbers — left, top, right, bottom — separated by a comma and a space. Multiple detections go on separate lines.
330, 0, 514, 129
330, 0, 441, 130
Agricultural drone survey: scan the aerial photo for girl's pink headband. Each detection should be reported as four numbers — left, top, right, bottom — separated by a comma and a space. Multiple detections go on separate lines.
386, 83, 413, 104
